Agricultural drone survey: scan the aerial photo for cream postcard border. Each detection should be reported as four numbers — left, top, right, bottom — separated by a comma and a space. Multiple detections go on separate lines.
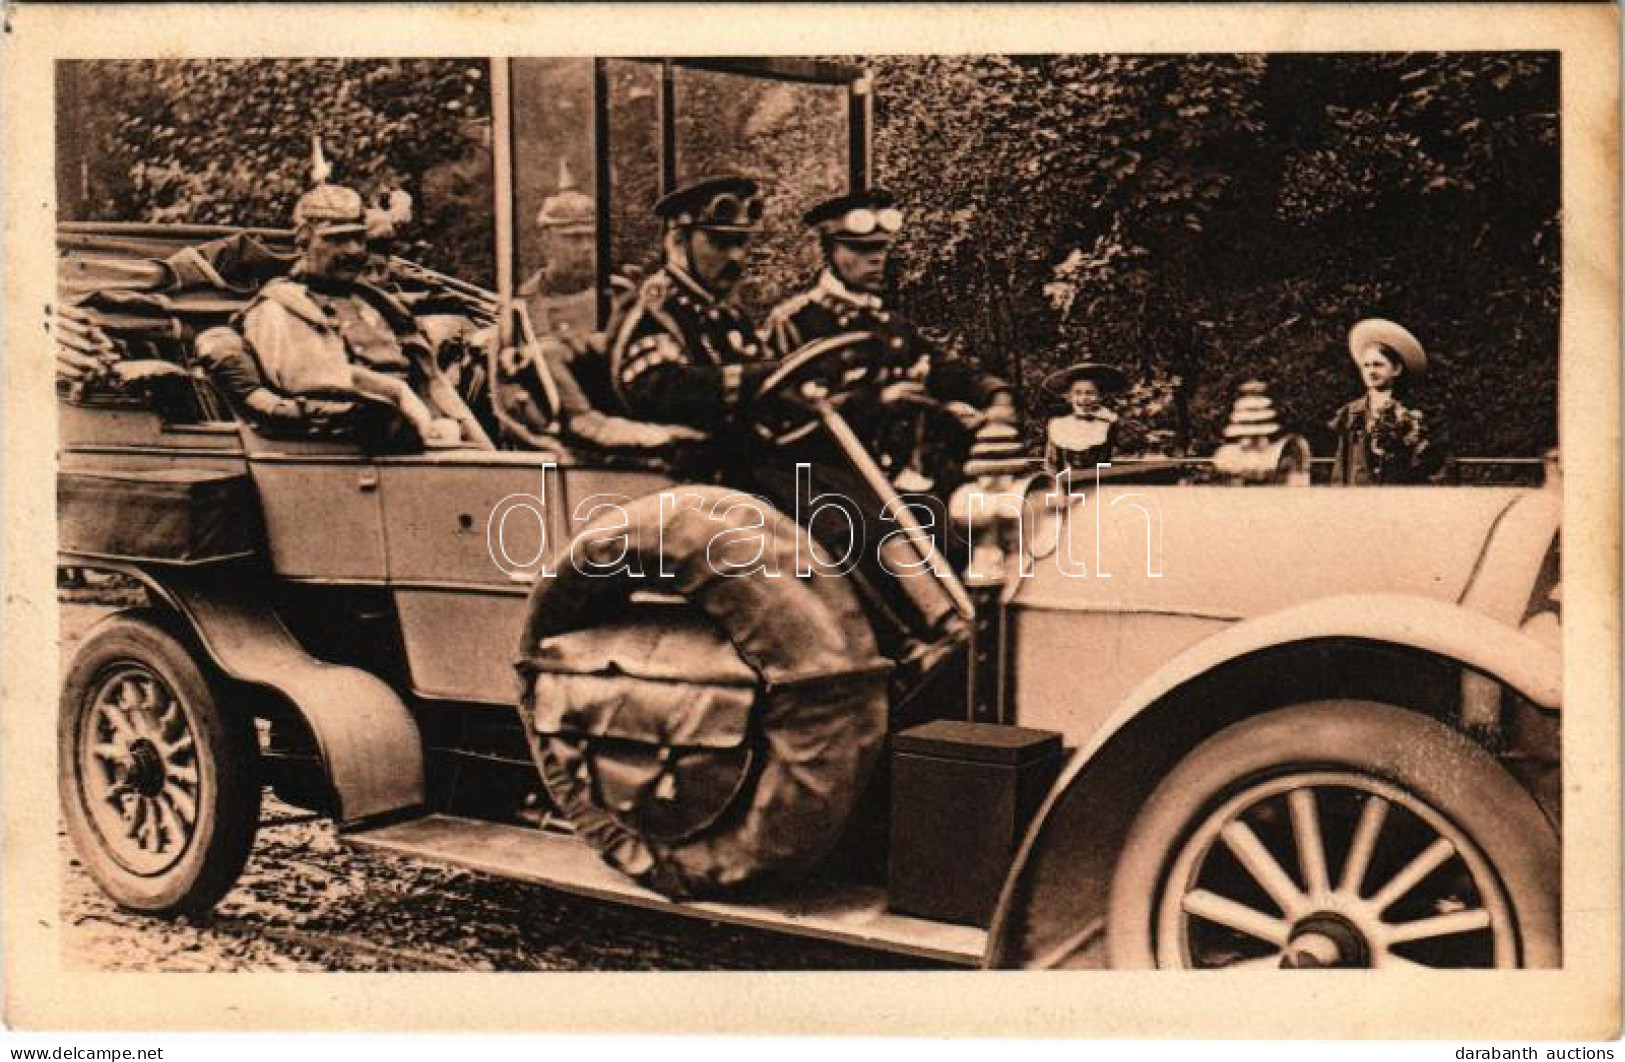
2, 3, 1618, 1037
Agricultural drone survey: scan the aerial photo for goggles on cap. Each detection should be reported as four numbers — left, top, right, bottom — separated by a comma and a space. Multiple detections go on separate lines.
838, 206, 903, 237
685, 191, 764, 229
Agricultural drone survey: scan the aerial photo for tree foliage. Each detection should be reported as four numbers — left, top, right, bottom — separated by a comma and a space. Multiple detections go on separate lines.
872, 53, 1559, 459
61, 54, 1558, 459
59, 59, 494, 285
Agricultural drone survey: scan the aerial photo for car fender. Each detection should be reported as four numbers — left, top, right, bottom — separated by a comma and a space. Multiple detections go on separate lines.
984, 591, 1559, 968
74, 562, 424, 826
1090, 592, 1559, 729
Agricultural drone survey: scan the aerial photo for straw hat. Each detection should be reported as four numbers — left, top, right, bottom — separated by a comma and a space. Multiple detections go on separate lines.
1042, 361, 1128, 396
1348, 318, 1427, 378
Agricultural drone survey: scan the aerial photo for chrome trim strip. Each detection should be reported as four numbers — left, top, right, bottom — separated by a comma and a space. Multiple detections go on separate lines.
1010, 599, 1245, 622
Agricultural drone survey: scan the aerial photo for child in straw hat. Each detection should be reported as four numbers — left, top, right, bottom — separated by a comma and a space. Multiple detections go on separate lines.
1329, 318, 1436, 485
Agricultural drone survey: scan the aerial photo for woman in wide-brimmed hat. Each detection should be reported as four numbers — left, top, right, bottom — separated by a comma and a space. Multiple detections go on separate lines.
1328, 318, 1437, 485
1042, 361, 1128, 475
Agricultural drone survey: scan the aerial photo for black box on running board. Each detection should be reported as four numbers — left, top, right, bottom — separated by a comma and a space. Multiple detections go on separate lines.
888, 720, 1065, 927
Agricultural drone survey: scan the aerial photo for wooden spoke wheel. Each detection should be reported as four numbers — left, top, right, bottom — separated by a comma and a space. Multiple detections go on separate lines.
1106, 702, 1560, 969
59, 611, 260, 915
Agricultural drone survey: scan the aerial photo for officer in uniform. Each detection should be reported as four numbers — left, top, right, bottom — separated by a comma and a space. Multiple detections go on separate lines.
763, 188, 1016, 487
204, 179, 490, 447
518, 160, 599, 340
608, 175, 778, 429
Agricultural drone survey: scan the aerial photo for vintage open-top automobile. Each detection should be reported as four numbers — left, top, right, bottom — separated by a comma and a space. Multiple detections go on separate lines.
54, 59, 1562, 971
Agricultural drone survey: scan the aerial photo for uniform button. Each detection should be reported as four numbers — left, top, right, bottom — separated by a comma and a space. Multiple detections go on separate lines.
877, 311, 890, 323
707, 309, 720, 322
888, 337, 904, 349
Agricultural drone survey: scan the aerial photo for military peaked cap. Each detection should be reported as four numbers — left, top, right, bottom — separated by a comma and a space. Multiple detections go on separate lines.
803, 188, 902, 244
653, 175, 764, 232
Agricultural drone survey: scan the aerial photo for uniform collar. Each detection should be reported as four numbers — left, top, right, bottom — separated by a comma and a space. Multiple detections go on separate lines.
264, 272, 414, 333
817, 269, 884, 311
665, 261, 720, 307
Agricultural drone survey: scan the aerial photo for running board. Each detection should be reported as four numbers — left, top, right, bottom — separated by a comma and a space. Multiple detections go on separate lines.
346, 814, 987, 967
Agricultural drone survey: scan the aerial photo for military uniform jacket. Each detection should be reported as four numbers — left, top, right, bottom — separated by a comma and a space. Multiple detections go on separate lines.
233, 273, 489, 446
609, 263, 773, 428
762, 270, 1008, 408
241, 274, 425, 395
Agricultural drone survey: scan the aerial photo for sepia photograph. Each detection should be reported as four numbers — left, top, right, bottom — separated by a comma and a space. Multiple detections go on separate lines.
3, 2, 1619, 1040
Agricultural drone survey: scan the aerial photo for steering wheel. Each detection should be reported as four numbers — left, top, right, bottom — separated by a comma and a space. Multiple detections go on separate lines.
746, 331, 889, 446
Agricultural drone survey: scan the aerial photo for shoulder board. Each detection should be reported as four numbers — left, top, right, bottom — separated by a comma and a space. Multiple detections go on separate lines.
767, 289, 816, 323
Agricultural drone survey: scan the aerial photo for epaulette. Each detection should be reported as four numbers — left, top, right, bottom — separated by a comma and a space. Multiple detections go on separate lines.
767, 289, 816, 324
810, 288, 845, 313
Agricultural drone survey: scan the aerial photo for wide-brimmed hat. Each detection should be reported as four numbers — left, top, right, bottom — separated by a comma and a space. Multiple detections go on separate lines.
1348, 318, 1426, 378
1042, 361, 1128, 396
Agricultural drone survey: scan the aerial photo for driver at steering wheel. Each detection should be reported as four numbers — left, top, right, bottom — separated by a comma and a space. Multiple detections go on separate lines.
609, 179, 971, 666
763, 188, 1017, 488
608, 175, 779, 428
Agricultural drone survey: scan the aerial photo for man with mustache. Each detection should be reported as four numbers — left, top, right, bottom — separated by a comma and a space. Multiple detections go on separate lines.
519, 161, 599, 341
236, 180, 488, 446
608, 175, 778, 428
763, 188, 1015, 490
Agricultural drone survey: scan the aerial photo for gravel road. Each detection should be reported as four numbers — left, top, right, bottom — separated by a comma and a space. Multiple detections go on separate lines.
58, 597, 943, 972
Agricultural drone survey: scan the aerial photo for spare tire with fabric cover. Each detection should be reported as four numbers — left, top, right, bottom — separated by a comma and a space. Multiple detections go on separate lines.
516, 485, 890, 898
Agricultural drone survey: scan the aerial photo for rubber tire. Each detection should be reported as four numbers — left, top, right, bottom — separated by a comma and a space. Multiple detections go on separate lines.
1105, 701, 1560, 969
59, 610, 261, 916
